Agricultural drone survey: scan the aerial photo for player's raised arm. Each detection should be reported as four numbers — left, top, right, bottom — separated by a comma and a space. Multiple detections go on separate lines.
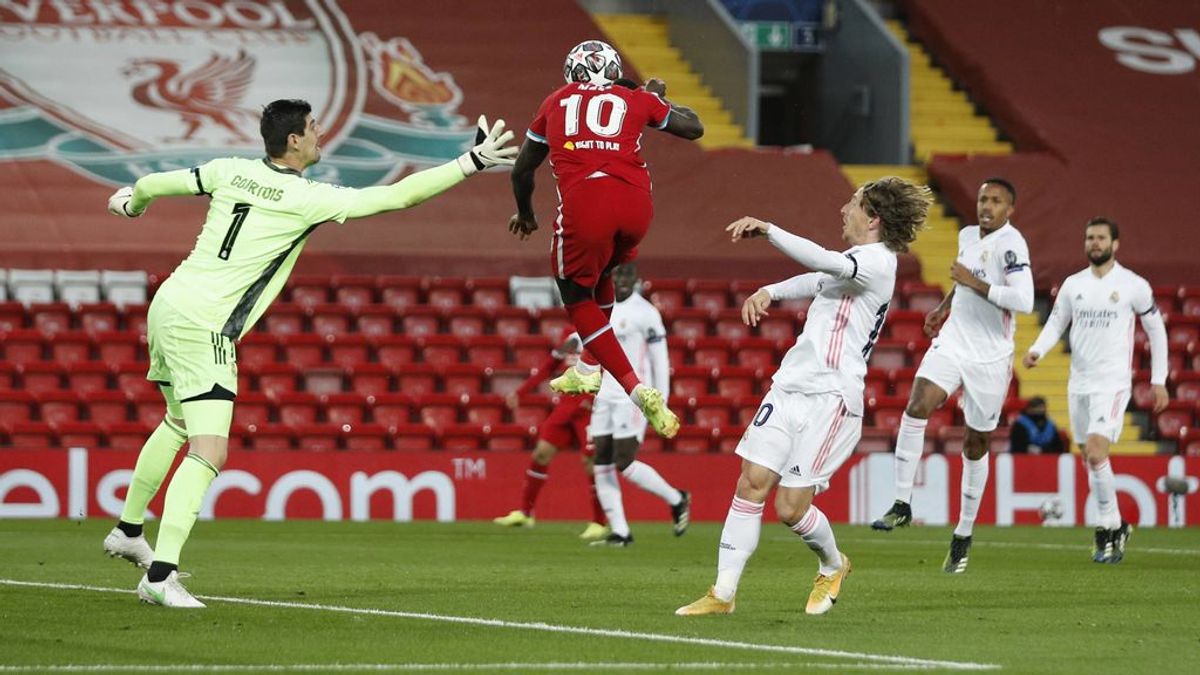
643, 79, 703, 141
741, 273, 823, 327
107, 167, 210, 218
342, 115, 517, 220
728, 217, 857, 279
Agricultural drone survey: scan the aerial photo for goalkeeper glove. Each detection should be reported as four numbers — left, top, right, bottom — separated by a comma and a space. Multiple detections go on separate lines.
107, 186, 141, 218
456, 115, 518, 177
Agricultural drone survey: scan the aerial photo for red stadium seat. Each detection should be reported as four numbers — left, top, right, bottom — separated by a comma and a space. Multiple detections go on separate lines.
673, 427, 714, 454
392, 423, 437, 451
0, 362, 14, 390
902, 283, 945, 313
401, 307, 441, 337
238, 333, 278, 368
36, 390, 81, 425
396, 364, 438, 396
641, 434, 664, 454
375, 335, 417, 368
493, 307, 534, 338
693, 395, 733, 428
735, 398, 762, 426
1175, 374, 1200, 403
354, 306, 396, 337
1153, 285, 1180, 316
469, 278, 510, 311
417, 394, 462, 429
670, 309, 710, 340
891, 368, 918, 400
510, 335, 553, 369
465, 394, 507, 426
489, 367, 532, 396
864, 370, 890, 402
92, 331, 141, 367
886, 310, 927, 342
691, 337, 732, 368
645, 279, 686, 313
420, 335, 463, 367
293, 424, 342, 451
857, 427, 894, 454
989, 427, 1012, 454
463, 336, 507, 369
105, 422, 153, 450
276, 392, 320, 426
343, 423, 390, 451
46, 330, 90, 364
757, 314, 796, 342
925, 408, 954, 437
244, 425, 293, 451
377, 275, 423, 309
1131, 378, 1157, 412
0, 391, 35, 423
328, 334, 371, 369
6, 421, 56, 448
370, 393, 412, 428
132, 391, 165, 426
331, 275, 376, 308
302, 367, 345, 396
447, 307, 489, 338
689, 280, 730, 312
279, 333, 326, 369
323, 393, 368, 426
870, 397, 907, 432
0, 301, 25, 331
672, 366, 711, 398
484, 424, 531, 451
311, 304, 353, 337
65, 362, 110, 394
441, 423, 486, 451
939, 426, 966, 455
512, 394, 553, 428
733, 338, 776, 369
869, 340, 910, 371
88, 390, 130, 425
715, 425, 745, 454
288, 275, 330, 307
443, 364, 486, 396
30, 302, 72, 334
20, 362, 65, 394
1154, 404, 1193, 440
714, 366, 759, 399
427, 279, 467, 309
778, 297, 812, 314
121, 303, 149, 336
254, 363, 300, 397
713, 310, 750, 341
534, 309, 572, 339
79, 302, 120, 333
264, 303, 305, 335
233, 392, 272, 427
54, 421, 104, 448
2, 329, 46, 365
1168, 318, 1200, 348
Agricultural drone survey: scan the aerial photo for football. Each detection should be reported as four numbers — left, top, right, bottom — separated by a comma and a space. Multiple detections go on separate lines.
1038, 498, 1064, 523
563, 39, 622, 86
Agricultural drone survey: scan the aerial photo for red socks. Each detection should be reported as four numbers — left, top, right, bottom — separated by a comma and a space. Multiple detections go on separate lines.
565, 299, 639, 393
520, 459, 549, 516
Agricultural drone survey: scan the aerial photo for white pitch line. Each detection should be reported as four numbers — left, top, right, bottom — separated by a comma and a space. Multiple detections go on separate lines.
828, 536, 1200, 556
0, 662, 954, 672
0, 579, 1000, 672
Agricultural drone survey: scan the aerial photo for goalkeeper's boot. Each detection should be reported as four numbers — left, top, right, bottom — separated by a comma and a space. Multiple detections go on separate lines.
549, 366, 602, 394
870, 500, 912, 531
675, 587, 735, 616
493, 510, 535, 528
1092, 527, 1112, 563
634, 385, 680, 438
942, 534, 972, 574
137, 571, 205, 608
103, 527, 154, 569
671, 491, 692, 537
1107, 521, 1133, 564
578, 522, 611, 541
589, 532, 633, 547
806, 553, 852, 615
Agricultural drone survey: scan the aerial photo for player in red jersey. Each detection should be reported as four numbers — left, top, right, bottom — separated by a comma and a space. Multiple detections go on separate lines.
493, 331, 610, 540
508, 40, 703, 440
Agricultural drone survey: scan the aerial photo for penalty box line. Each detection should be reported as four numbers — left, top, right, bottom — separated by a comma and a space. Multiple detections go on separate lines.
0, 578, 1000, 672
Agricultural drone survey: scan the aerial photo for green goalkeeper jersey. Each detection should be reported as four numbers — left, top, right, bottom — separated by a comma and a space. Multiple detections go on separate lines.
133, 156, 465, 340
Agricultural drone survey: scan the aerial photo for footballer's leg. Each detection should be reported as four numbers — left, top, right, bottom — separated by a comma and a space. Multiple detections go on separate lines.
578, 417, 610, 540
1083, 409, 1126, 561
590, 434, 633, 546
944, 428, 989, 574
495, 438, 557, 527
873, 374, 952, 531
779, 491, 850, 616
613, 431, 689, 536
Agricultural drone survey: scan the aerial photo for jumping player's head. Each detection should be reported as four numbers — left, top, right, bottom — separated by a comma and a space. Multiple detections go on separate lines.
846, 177, 932, 252
1084, 216, 1120, 267
261, 99, 323, 168
977, 177, 1016, 233
563, 40, 622, 87
611, 263, 639, 302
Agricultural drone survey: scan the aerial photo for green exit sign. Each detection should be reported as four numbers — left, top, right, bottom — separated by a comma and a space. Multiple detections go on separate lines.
741, 21, 793, 50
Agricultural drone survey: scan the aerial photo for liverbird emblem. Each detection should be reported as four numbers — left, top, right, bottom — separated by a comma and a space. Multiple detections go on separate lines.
122, 50, 258, 144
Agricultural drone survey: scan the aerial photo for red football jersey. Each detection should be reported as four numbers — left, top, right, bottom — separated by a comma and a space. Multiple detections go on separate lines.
527, 82, 672, 197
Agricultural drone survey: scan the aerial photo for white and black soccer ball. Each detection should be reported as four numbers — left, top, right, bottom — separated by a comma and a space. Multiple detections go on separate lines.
1038, 498, 1064, 523
563, 40, 622, 87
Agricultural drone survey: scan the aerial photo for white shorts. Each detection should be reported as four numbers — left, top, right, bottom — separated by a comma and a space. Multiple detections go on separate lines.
735, 388, 862, 491
915, 347, 1012, 432
589, 396, 646, 442
1069, 390, 1130, 444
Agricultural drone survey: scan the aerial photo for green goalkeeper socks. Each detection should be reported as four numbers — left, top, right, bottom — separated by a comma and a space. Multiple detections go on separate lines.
118, 417, 188, 526
154, 453, 219, 566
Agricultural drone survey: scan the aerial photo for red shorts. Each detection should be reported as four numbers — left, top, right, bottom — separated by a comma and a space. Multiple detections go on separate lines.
537, 394, 593, 449
551, 178, 653, 288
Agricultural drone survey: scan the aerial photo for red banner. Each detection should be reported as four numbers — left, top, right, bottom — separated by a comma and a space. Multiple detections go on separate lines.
1, 449, 1197, 527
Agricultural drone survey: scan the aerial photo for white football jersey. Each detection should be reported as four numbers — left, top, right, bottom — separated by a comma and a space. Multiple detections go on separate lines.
1030, 263, 1158, 394
597, 291, 669, 402
769, 242, 897, 416
934, 223, 1032, 362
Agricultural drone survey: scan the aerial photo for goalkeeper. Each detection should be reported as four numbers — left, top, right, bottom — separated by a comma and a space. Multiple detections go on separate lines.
101, 99, 517, 608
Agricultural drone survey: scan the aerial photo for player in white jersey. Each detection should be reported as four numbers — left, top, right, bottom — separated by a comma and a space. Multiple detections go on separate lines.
871, 178, 1034, 575
100, 99, 517, 607
1024, 217, 1169, 563
588, 263, 691, 546
676, 177, 930, 617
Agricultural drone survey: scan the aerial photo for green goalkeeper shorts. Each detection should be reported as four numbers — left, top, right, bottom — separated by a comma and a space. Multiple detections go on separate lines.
145, 296, 238, 403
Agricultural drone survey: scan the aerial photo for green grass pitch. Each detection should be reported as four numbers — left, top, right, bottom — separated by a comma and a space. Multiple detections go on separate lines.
1, 520, 1197, 673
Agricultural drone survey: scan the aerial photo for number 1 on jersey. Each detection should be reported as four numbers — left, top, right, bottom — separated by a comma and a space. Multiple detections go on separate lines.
560, 93, 628, 138
219, 202, 250, 261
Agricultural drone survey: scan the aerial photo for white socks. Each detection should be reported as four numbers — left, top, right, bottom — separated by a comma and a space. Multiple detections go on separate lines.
893, 413, 927, 504
622, 460, 682, 506
593, 464, 629, 537
714, 496, 763, 602
954, 455, 989, 537
791, 505, 843, 576
1088, 459, 1122, 529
